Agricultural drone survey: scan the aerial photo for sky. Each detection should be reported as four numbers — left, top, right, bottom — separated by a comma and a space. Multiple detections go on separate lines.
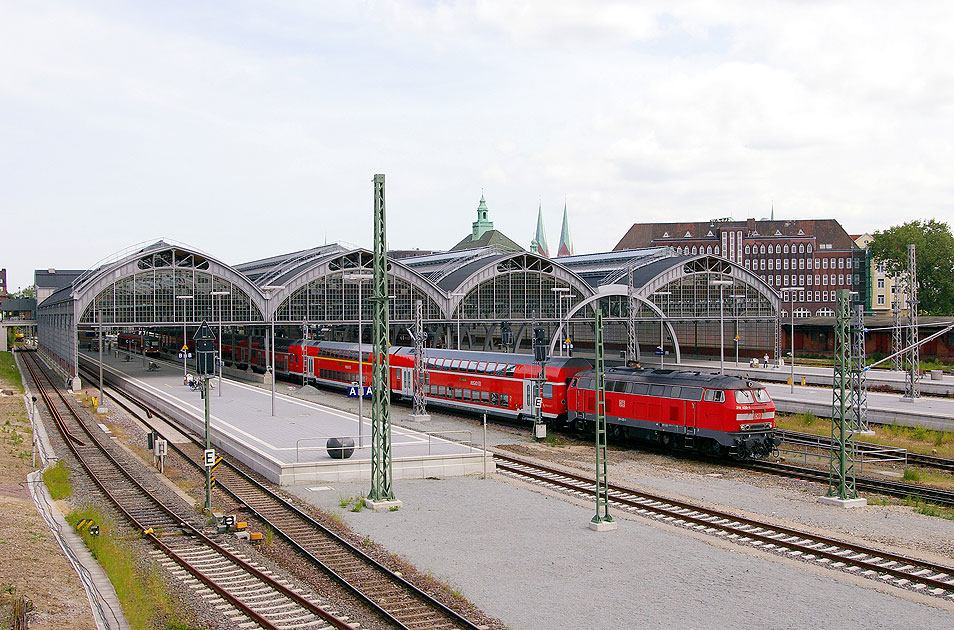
2, 1, 953, 292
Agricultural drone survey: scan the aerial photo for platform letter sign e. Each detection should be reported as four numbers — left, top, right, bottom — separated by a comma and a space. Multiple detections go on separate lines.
204, 448, 215, 468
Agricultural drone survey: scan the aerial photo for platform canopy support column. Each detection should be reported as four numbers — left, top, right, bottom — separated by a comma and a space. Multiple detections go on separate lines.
626, 267, 637, 364
368, 174, 400, 510
590, 308, 616, 531
821, 289, 865, 507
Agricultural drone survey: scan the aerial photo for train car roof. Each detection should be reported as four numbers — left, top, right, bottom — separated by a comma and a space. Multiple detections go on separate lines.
391, 346, 591, 369
575, 367, 766, 390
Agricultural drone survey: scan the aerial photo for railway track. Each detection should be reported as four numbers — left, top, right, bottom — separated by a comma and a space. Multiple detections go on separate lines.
79, 363, 485, 630
778, 428, 954, 474
739, 459, 954, 507
26, 353, 357, 630
493, 452, 954, 600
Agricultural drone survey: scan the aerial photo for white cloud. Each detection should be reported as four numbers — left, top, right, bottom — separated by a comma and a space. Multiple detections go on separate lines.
1, 1, 953, 290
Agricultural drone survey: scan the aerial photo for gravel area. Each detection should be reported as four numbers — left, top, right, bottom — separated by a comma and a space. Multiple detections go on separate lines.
293, 473, 954, 630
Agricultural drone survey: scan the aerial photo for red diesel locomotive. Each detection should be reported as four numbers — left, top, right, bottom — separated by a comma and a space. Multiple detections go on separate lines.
568, 367, 779, 459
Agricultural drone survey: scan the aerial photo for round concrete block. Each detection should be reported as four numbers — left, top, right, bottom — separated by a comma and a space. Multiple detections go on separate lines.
326, 436, 355, 459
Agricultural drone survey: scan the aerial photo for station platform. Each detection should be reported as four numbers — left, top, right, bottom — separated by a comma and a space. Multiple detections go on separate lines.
677, 357, 954, 396
78, 352, 492, 486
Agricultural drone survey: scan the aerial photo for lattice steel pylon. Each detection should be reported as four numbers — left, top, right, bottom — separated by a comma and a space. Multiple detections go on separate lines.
590, 308, 615, 530
626, 267, 637, 364
827, 289, 858, 501
904, 243, 920, 400
410, 299, 429, 420
849, 303, 869, 433
368, 174, 397, 505
891, 287, 904, 372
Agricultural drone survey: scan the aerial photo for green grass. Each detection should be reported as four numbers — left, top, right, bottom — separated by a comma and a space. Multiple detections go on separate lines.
902, 496, 954, 521
0, 351, 23, 392
902, 467, 922, 483
338, 495, 367, 512
66, 506, 200, 630
542, 434, 567, 447
42, 460, 72, 499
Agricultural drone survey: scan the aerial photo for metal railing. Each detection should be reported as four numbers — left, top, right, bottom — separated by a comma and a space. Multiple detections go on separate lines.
778, 432, 907, 474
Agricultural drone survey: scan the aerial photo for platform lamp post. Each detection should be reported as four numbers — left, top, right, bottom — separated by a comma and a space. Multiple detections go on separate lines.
729, 294, 745, 365
560, 293, 575, 357
654, 291, 672, 367
176, 295, 194, 385
344, 273, 373, 448
780, 286, 805, 393
552, 287, 570, 357
710, 280, 733, 374
450, 291, 465, 350
211, 290, 229, 397
262, 286, 285, 417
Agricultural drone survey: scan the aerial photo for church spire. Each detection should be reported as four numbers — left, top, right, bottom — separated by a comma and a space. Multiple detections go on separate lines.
471, 193, 494, 240
530, 204, 549, 257
557, 201, 573, 256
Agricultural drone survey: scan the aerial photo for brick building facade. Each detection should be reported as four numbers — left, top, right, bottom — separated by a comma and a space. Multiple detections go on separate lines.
614, 218, 865, 316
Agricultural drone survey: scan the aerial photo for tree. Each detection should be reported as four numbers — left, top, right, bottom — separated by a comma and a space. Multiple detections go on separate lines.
869, 219, 954, 315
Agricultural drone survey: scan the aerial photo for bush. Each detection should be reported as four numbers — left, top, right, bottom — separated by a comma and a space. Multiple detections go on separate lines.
902, 467, 922, 483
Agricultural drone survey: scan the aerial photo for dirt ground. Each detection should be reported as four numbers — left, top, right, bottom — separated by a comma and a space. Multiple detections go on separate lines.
0, 383, 96, 629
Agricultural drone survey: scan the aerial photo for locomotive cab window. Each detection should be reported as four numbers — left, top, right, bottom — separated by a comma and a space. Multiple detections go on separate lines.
735, 390, 755, 404
754, 389, 771, 403
704, 389, 726, 403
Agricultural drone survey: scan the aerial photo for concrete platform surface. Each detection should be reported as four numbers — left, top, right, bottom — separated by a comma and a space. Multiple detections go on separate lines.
80, 352, 492, 485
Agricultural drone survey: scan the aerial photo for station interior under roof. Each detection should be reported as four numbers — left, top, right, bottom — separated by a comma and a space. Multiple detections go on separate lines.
37, 237, 785, 380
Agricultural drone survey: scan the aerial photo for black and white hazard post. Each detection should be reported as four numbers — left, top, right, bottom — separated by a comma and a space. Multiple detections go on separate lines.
194, 321, 217, 512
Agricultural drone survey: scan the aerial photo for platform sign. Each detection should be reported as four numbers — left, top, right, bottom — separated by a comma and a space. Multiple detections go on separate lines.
534, 396, 543, 408
350, 383, 372, 398
177, 352, 193, 359
203, 448, 215, 468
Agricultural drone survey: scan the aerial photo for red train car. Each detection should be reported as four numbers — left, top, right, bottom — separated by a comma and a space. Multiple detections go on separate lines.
568, 367, 778, 459
281, 341, 591, 421
117, 332, 161, 357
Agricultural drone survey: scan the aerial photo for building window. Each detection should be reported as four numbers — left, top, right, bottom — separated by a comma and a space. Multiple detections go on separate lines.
768, 244, 774, 254
760, 259, 766, 270
714, 245, 719, 255
854, 274, 859, 284
807, 244, 813, 254
799, 275, 805, 285
838, 258, 844, 269
823, 258, 829, 269
877, 295, 885, 305
745, 244, 751, 255
776, 275, 781, 285
814, 259, 820, 269
799, 244, 805, 254
744, 260, 751, 268
784, 244, 789, 254
691, 246, 697, 254
760, 244, 766, 254
823, 291, 829, 302
823, 275, 828, 285
768, 259, 774, 270
784, 259, 789, 270
838, 274, 844, 285
807, 275, 813, 286
799, 258, 804, 269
